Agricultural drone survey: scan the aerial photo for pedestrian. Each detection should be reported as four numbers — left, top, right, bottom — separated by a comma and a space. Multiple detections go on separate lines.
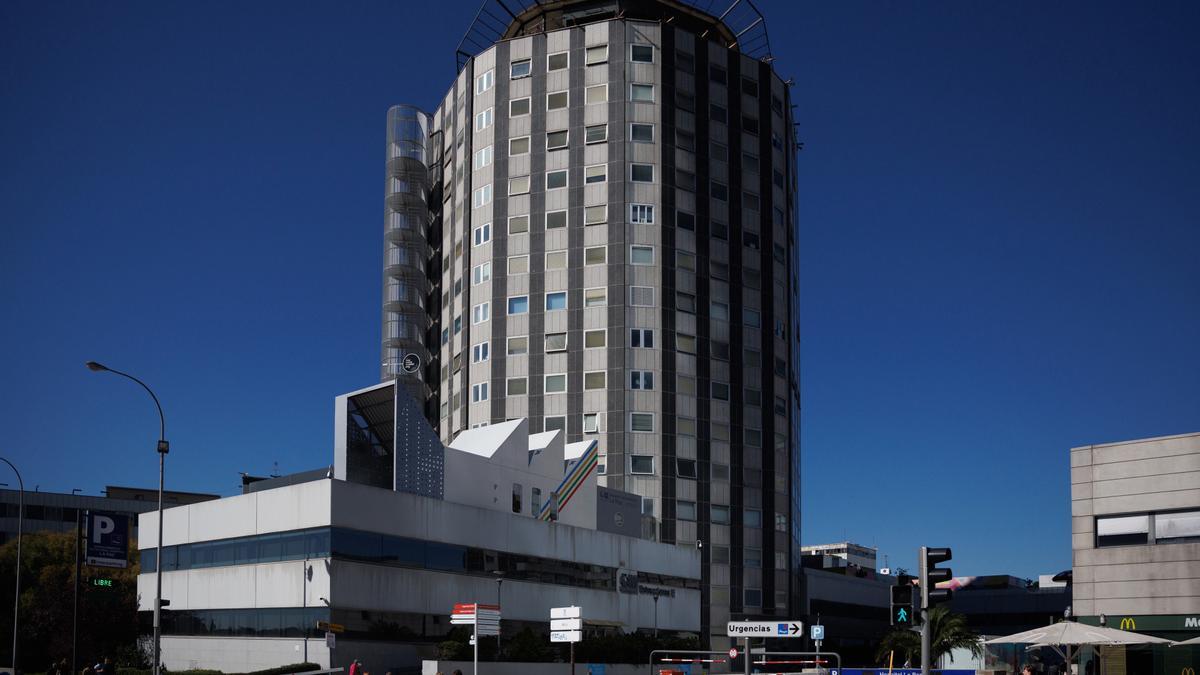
1022, 664, 1035, 675
349, 660, 359, 675
453, 670, 463, 675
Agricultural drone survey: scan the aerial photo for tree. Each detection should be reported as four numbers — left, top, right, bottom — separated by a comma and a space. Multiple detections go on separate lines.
875, 606, 983, 667
0, 531, 143, 669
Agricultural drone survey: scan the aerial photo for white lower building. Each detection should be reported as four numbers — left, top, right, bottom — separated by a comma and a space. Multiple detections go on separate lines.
138, 405, 700, 672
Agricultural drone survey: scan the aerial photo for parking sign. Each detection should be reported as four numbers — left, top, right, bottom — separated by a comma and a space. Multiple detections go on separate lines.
84, 510, 130, 569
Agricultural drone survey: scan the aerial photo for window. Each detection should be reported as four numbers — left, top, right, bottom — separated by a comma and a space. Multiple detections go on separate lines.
676, 91, 695, 111
712, 221, 728, 239
472, 302, 490, 324
630, 164, 654, 182
546, 130, 569, 149
630, 204, 654, 224
775, 513, 788, 533
473, 145, 493, 169
711, 505, 731, 524
630, 123, 654, 143
585, 45, 608, 65
711, 464, 730, 481
584, 287, 607, 307
584, 329, 606, 348
741, 77, 759, 97
1096, 515, 1150, 547
531, 487, 543, 516
711, 382, 730, 400
473, 222, 491, 246
675, 169, 696, 190
1156, 511, 1200, 542
509, 136, 530, 155
677, 458, 697, 479
583, 413, 600, 433
584, 371, 606, 390
545, 332, 567, 352
544, 373, 567, 393
584, 246, 607, 265
743, 547, 762, 569
745, 428, 762, 447
508, 255, 529, 274
584, 205, 607, 225
744, 308, 761, 328
712, 545, 730, 564
676, 334, 697, 354
471, 342, 489, 363
630, 454, 655, 473
677, 500, 697, 521
546, 292, 567, 311
511, 483, 522, 513
547, 51, 568, 71
506, 96, 530, 118
585, 164, 607, 184
510, 59, 531, 79
472, 184, 492, 207
545, 250, 567, 270
546, 210, 567, 229
508, 296, 529, 315
508, 175, 530, 195
641, 498, 655, 515
676, 129, 695, 151
630, 245, 654, 265
631, 328, 653, 348
630, 286, 654, 306
677, 292, 696, 313
506, 336, 528, 355
630, 370, 654, 390
546, 170, 568, 189
710, 103, 727, 123
472, 262, 491, 285
471, 382, 489, 403
547, 91, 569, 110
676, 210, 695, 230
744, 509, 762, 528
474, 107, 493, 131
508, 215, 529, 234
677, 251, 696, 271
742, 152, 760, 174
585, 124, 608, 144
630, 83, 654, 102
585, 84, 607, 104
742, 115, 760, 135
675, 49, 694, 69
743, 232, 760, 249
507, 377, 527, 395
475, 69, 494, 93
711, 302, 729, 320
630, 44, 653, 63
711, 181, 728, 201
743, 192, 761, 212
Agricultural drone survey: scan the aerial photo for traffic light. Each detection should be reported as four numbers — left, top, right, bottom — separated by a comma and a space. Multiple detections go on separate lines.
890, 575, 914, 626
919, 546, 953, 609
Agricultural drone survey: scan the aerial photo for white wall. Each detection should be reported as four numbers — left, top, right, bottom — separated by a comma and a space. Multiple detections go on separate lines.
138, 559, 331, 611
161, 636, 329, 671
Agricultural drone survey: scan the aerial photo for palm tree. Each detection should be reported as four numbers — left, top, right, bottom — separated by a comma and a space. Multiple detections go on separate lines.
876, 606, 983, 667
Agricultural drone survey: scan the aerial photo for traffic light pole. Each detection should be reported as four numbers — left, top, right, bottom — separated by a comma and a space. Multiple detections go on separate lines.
919, 546, 930, 675
920, 606, 930, 675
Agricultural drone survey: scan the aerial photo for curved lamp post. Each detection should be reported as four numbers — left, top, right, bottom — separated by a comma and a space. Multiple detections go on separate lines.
86, 361, 168, 675
0, 457, 22, 671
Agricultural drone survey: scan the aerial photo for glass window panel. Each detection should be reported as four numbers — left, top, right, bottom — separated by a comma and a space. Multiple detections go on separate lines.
1155, 511, 1200, 541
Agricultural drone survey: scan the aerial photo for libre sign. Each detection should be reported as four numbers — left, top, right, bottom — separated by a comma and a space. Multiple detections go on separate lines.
84, 510, 129, 569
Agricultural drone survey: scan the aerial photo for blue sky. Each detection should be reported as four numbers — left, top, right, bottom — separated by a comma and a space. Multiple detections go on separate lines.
1, 1, 1197, 579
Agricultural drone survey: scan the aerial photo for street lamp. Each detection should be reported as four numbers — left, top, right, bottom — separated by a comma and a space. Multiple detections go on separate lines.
86, 361, 169, 675
0, 457, 24, 672
493, 570, 504, 656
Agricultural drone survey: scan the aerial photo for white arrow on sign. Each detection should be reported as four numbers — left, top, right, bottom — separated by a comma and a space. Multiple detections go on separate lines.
551, 618, 582, 631
550, 606, 581, 619
550, 630, 582, 643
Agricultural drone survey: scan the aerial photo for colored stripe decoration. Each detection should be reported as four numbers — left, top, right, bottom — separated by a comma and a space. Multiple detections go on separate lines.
538, 440, 599, 521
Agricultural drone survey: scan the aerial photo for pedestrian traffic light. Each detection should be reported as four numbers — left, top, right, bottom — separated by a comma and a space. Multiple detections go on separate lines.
890, 575, 914, 626
919, 546, 953, 609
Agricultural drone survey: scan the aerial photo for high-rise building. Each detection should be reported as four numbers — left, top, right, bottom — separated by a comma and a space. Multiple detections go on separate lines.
379, 0, 800, 647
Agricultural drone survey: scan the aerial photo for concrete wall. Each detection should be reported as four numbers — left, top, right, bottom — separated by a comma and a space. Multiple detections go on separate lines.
1070, 431, 1200, 616
160, 636, 330, 671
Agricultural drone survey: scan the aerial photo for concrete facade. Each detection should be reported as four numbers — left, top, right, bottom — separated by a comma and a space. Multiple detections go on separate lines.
1070, 431, 1200, 630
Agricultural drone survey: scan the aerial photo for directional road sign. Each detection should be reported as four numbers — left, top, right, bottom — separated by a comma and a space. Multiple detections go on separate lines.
550, 606, 582, 619
552, 618, 582, 631
726, 620, 804, 638
551, 630, 582, 643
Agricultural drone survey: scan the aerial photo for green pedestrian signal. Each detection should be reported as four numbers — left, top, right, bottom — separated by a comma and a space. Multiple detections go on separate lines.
891, 574, 915, 626
896, 607, 910, 624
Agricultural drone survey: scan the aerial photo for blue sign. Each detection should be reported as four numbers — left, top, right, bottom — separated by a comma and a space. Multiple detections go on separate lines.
811, 624, 825, 640
84, 510, 129, 569
587, 665, 606, 675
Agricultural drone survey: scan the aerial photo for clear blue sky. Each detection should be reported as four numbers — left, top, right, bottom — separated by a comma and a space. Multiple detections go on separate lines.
1, 1, 1197, 579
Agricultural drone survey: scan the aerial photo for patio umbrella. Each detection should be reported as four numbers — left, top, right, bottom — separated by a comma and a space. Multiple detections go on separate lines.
983, 621, 1173, 664
1171, 635, 1200, 646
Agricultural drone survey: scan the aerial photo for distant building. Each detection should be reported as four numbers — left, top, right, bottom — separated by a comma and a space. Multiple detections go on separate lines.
800, 542, 877, 570
138, 391, 699, 671
943, 575, 1069, 636
0, 485, 218, 544
800, 551, 891, 666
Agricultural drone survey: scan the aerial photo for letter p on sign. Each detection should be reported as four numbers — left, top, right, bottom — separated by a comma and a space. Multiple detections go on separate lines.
93, 515, 115, 543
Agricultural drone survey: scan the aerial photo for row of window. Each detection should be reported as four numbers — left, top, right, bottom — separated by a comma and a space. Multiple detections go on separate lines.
470, 205, 657, 242
490, 163, 656, 197
504, 43, 655, 83
1095, 509, 1200, 547
473, 82, 656, 134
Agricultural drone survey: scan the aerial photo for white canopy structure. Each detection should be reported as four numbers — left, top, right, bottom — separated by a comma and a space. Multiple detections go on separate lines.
1171, 635, 1200, 646
983, 621, 1173, 663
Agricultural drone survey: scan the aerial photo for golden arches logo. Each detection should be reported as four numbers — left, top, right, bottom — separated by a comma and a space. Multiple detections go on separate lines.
1119, 617, 1136, 630
1180, 667, 1194, 675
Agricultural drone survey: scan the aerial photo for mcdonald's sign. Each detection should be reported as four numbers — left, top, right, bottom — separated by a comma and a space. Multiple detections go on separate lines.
1180, 667, 1194, 675
1119, 617, 1136, 630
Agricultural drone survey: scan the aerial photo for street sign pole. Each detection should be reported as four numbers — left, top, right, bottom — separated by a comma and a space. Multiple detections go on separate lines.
744, 637, 751, 675
474, 605, 479, 675
570, 640, 575, 675
71, 508, 82, 674
920, 547, 930, 675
